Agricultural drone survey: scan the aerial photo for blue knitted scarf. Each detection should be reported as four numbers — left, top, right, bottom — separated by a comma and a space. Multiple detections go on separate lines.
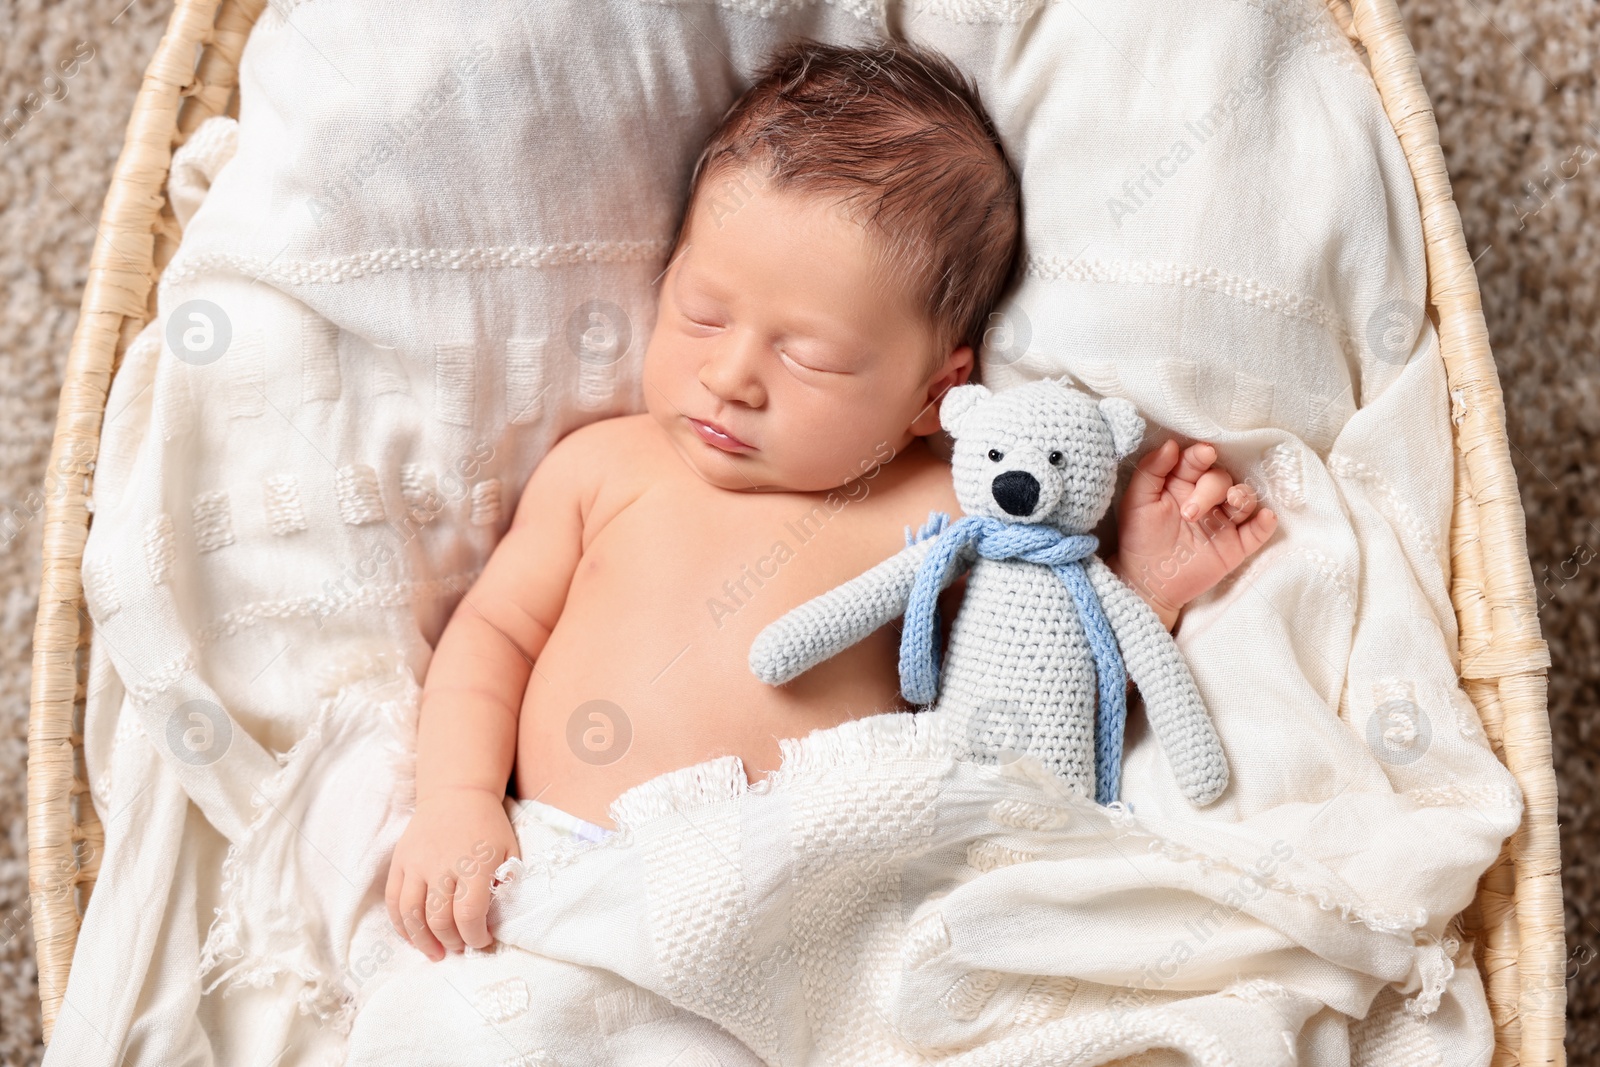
900, 512, 1129, 805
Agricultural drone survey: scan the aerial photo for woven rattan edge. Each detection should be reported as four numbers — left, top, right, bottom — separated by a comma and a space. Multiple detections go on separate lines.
1347, 0, 1565, 1064
25, 0, 260, 1042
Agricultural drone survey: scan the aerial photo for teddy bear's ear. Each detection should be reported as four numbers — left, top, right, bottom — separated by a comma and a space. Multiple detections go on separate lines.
940, 384, 991, 438
1098, 397, 1145, 459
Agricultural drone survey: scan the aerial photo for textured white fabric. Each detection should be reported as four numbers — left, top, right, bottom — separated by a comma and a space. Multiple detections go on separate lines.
48, 1, 1518, 1065
343, 714, 1489, 1066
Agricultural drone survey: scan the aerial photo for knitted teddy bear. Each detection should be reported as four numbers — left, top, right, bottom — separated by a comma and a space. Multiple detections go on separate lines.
749, 379, 1229, 806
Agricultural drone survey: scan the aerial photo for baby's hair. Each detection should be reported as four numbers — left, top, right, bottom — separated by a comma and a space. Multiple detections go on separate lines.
671, 39, 1023, 366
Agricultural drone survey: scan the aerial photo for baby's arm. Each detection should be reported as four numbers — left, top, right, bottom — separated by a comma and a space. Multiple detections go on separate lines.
1107, 441, 1277, 630
386, 431, 592, 960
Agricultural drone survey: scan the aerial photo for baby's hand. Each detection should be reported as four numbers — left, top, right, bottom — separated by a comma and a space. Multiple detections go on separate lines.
1110, 440, 1277, 629
386, 789, 520, 961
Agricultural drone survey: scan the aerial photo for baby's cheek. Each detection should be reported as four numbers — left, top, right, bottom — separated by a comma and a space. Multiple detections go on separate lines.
641, 333, 692, 409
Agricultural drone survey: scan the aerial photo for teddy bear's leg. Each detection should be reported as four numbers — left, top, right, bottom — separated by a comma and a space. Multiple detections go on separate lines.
1084, 557, 1230, 806
749, 538, 943, 686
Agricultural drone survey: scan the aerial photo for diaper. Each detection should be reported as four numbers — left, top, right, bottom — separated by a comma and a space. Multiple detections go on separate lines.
505, 795, 613, 845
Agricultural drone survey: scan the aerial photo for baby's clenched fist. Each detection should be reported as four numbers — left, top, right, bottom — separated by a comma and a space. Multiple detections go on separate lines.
385, 788, 520, 961
1109, 439, 1278, 629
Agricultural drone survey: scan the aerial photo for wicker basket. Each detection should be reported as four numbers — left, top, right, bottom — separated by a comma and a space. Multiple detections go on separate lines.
27, 0, 1566, 1059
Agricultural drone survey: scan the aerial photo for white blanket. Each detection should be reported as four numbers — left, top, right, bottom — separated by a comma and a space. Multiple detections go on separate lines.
340, 713, 1497, 1066
49, 1, 1519, 1065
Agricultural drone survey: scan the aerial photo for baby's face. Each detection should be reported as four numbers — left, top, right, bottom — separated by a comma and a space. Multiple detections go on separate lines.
643, 166, 969, 492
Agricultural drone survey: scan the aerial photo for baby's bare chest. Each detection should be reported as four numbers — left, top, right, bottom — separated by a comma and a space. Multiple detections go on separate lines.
516, 478, 931, 810
568, 484, 904, 645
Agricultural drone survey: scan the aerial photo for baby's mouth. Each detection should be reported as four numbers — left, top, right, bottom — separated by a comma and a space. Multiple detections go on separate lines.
688, 417, 755, 454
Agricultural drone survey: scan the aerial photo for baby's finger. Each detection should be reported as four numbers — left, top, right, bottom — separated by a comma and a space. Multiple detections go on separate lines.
1181, 469, 1233, 522
1134, 438, 1182, 477
385, 863, 406, 941
1170, 442, 1219, 487
1124, 439, 1181, 510
426, 874, 467, 955
398, 875, 443, 962
1238, 508, 1278, 555
1223, 483, 1259, 522
455, 874, 495, 951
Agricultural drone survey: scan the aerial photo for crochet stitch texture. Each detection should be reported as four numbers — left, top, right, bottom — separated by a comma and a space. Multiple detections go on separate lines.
751, 380, 1230, 806
900, 515, 1131, 803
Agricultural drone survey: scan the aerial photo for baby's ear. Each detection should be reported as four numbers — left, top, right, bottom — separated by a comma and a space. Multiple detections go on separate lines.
1098, 397, 1145, 459
940, 384, 991, 438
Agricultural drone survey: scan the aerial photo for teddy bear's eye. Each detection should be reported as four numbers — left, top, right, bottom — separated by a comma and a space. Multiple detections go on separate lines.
987, 449, 1004, 462
1048, 450, 1064, 467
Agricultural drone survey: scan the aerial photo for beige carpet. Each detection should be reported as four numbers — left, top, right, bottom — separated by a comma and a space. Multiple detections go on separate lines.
0, 1, 1592, 1062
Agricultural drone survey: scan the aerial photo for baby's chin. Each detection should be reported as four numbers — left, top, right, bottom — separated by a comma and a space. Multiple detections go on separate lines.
667, 434, 844, 494
648, 405, 865, 494
657, 424, 772, 492
678, 449, 812, 494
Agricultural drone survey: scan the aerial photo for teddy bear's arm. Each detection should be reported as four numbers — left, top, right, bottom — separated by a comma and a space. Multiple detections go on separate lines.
750, 538, 954, 686
1084, 556, 1230, 806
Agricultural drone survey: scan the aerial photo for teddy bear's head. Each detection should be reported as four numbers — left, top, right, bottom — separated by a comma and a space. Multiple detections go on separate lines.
941, 380, 1144, 534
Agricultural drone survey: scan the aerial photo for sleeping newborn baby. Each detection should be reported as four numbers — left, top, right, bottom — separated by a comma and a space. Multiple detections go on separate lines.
386, 40, 1277, 961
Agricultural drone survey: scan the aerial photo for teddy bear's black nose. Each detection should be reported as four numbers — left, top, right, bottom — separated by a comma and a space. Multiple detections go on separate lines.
991, 471, 1040, 516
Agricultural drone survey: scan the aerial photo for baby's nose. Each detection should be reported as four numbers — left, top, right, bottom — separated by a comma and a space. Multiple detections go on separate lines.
991, 470, 1040, 517
697, 334, 767, 408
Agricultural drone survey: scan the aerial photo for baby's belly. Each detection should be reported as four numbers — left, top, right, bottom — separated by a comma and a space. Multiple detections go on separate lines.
514, 544, 909, 828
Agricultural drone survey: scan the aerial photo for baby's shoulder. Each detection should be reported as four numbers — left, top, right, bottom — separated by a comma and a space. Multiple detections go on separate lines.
541, 414, 670, 477
517, 415, 662, 518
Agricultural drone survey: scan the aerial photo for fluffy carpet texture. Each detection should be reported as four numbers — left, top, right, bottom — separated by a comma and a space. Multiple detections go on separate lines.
0, 0, 1592, 1063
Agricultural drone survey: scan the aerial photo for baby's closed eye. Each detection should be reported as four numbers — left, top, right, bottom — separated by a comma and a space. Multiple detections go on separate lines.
779, 344, 855, 376
678, 306, 724, 331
